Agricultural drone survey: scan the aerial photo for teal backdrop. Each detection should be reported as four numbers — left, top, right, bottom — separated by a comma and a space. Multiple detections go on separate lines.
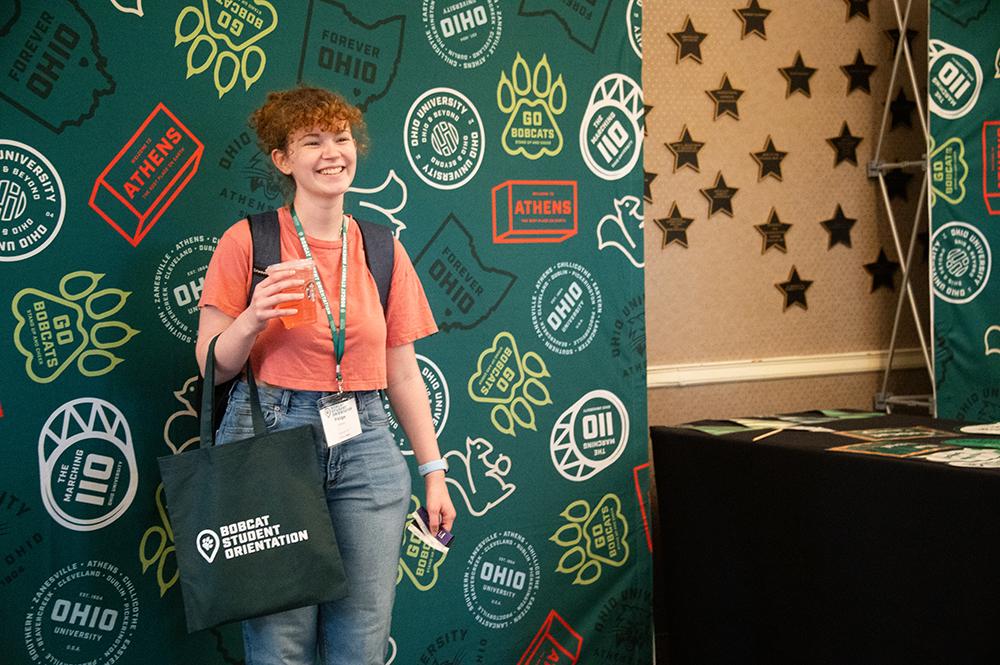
0, 1, 651, 663
929, 1, 1000, 422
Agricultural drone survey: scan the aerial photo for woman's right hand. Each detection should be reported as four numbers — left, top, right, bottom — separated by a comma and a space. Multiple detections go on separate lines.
240, 270, 307, 334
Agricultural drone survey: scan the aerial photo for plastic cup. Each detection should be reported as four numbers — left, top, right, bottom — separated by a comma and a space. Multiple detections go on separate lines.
265, 258, 317, 328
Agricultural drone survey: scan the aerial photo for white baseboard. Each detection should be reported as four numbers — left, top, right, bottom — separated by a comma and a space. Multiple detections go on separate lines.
647, 347, 928, 389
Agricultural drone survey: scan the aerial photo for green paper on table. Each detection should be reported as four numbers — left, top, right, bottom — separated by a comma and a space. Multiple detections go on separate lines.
943, 438, 1000, 450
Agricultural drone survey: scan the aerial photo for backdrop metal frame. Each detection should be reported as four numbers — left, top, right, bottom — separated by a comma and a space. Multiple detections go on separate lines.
868, 0, 935, 415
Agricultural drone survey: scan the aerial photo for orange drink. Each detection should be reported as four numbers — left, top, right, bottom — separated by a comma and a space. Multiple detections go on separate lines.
265, 258, 317, 328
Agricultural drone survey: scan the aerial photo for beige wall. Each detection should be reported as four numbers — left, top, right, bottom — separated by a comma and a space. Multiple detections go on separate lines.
643, 1, 932, 426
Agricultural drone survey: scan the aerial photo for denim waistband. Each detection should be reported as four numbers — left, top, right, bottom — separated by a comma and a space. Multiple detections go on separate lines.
230, 380, 382, 413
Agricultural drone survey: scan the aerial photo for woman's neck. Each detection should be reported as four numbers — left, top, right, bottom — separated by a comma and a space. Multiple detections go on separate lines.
291, 195, 346, 241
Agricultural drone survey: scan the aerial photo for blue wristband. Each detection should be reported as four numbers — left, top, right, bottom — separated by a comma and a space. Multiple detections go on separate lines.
418, 459, 448, 476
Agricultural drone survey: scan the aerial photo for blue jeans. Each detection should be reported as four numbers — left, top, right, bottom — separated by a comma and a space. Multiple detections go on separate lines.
217, 381, 411, 665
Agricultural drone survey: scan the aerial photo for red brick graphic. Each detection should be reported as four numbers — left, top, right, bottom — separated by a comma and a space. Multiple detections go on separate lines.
492, 180, 578, 243
517, 609, 583, 665
89, 103, 203, 246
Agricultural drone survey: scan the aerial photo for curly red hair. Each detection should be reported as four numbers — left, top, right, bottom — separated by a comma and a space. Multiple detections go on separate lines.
250, 86, 369, 156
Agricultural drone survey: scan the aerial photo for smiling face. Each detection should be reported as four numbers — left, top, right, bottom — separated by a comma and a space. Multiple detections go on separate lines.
271, 125, 357, 204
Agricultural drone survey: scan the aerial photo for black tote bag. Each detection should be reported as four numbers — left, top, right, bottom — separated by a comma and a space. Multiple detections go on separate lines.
158, 336, 348, 632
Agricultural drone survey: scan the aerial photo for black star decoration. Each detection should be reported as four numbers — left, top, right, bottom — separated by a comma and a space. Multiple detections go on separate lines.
885, 28, 918, 58
827, 122, 863, 167
644, 170, 657, 204
751, 135, 787, 181
654, 203, 695, 248
666, 125, 705, 173
776, 266, 813, 311
917, 231, 930, 263
755, 208, 792, 253
706, 74, 744, 120
864, 248, 900, 292
841, 49, 877, 95
642, 104, 654, 137
670, 16, 708, 64
820, 204, 857, 249
700, 171, 739, 218
733, 0, 771, 39
779, 51, 818, 98
889, 88, 917, 130
883, 167, 915, 201
843, 0, 871, 21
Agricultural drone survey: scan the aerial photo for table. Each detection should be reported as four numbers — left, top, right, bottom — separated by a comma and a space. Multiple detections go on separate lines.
651, 411, 1000, 665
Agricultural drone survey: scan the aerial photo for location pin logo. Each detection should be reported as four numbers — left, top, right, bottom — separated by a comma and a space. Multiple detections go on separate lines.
196, 529, 220, 563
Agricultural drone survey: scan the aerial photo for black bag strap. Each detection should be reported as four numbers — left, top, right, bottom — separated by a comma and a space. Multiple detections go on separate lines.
201, 335, 267, 447
355, 218, 394, 315
248, 210, 281, 301
247, 210, 393, 315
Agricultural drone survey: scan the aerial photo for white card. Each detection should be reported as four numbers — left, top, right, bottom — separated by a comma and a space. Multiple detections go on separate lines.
959, 422, 1000, 435
318, 394, 362, 446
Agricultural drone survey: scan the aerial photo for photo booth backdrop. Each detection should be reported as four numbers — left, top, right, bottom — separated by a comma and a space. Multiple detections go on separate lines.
0, 2, 651, 664
928, 1, 1000, 422
643, 0, 932, 425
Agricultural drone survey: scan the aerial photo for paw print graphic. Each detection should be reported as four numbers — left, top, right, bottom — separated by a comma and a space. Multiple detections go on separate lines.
498, 53, 567, 159
174, 0, 277, 98
550, 494, 630, 585
12, 271, 139, 383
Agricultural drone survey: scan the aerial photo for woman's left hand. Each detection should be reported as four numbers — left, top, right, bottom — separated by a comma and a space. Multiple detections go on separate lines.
423, 472, 456, 535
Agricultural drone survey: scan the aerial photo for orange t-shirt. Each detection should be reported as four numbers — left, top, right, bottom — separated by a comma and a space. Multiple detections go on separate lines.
199, 207, 437, 391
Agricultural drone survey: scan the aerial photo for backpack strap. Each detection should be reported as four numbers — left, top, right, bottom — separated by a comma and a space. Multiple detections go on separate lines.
355, 218, 394, 315
247, 210, 281, 305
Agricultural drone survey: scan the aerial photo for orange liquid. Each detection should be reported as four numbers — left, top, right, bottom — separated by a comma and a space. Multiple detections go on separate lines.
279, 266, 317, 329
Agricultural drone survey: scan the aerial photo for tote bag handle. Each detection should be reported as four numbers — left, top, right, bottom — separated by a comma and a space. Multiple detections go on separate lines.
200, 335, 267, 446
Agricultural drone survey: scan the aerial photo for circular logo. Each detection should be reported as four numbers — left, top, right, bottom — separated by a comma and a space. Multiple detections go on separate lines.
550, 390, 629, 482
463, 531, 540, 629
627, 0, 642, 59
0, 140, 65, 262
422, 0, 502, 69
404, 88, 485, 190
153, 235, 218, 344
24, 560, 138, 665
38, 398, 138, 531
383, 354, 450, 454
530, 262, 603, 356
580, 74, 644, 180
931, 221, 991, 304
928, 39, 983, 119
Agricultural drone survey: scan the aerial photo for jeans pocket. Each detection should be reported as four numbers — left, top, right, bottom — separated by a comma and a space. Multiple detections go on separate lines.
363, 393, 390, 428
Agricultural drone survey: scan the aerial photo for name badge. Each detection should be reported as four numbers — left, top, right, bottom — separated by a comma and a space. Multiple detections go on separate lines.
318, 393, 362, 446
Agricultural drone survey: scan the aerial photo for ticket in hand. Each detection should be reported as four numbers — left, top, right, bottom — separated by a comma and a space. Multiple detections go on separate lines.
407, 507, 454, 553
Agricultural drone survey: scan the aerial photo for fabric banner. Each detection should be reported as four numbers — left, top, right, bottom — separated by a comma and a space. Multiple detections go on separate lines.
929, 1, 1000, 422
0, 1, 650, 663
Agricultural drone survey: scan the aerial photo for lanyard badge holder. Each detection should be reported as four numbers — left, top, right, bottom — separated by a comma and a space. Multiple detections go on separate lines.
291, 207, 362, 446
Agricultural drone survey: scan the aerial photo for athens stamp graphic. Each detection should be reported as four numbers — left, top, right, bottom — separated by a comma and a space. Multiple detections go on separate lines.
90, 103, 203, 247
0, 140, 64, 262
492, 180, 577, 244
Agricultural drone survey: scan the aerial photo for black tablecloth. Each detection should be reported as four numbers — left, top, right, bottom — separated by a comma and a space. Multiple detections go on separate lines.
651, 412, 1000, 665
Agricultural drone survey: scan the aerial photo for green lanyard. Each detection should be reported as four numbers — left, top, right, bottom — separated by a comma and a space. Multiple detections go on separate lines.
290, 206, 348, 391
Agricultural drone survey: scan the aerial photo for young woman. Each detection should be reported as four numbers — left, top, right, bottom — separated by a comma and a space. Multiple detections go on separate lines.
196, 86, 456, 665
